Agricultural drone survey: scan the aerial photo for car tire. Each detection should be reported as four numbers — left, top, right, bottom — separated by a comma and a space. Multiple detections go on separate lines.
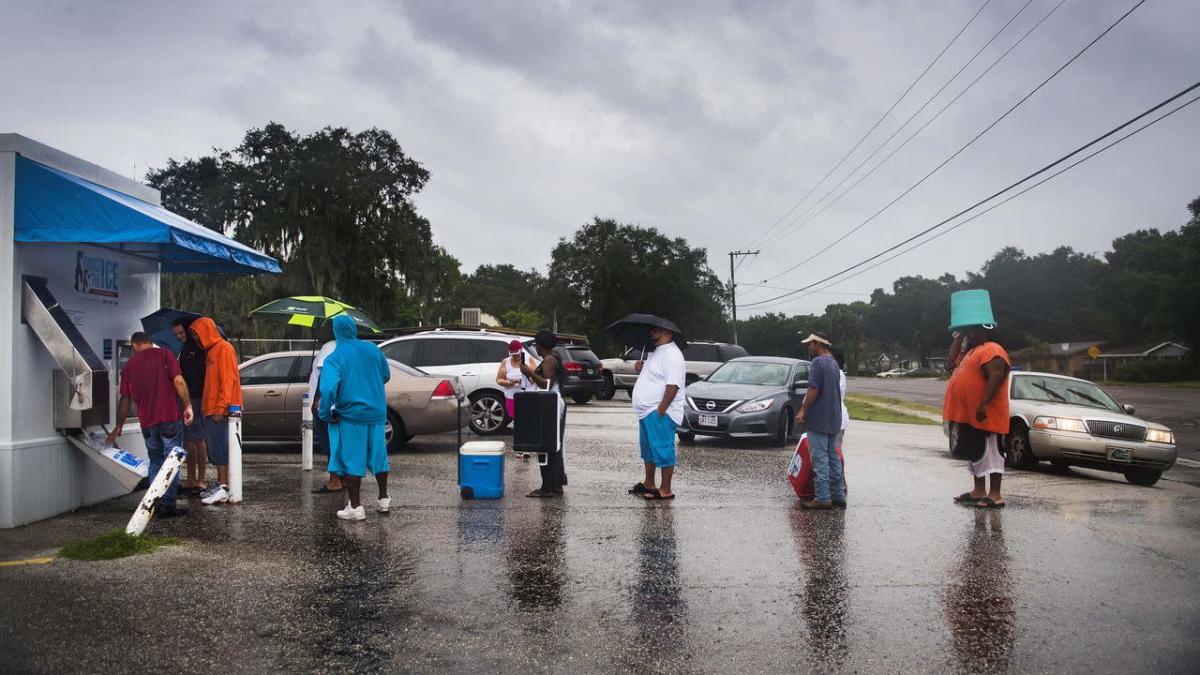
469, 391, 508, 436
384, 410, 407, 454
1005, 421, 1037, 469
598, 373, 616, 400
571, 393, 593, 405
677, 431, 696, 445
774, 407, 793, 445
1124, 468, 1162, 486
947, 422, 962, 456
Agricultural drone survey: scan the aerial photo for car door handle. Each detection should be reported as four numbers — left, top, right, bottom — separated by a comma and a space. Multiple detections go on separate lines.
460, 372, 477, 377
264, 390, 283, 397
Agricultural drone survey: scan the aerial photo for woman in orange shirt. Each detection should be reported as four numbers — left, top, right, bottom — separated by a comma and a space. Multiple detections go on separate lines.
944, 325, 1011, 508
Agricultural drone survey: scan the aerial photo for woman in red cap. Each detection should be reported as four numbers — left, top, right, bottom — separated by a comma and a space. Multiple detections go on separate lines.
497, 339, 534, 457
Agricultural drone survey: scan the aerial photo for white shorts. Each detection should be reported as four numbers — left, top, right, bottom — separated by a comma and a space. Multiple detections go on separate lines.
969, 433, 1005, 477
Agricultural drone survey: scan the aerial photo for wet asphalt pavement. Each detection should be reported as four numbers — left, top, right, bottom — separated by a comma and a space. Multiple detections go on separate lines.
3, 399, 1200, 674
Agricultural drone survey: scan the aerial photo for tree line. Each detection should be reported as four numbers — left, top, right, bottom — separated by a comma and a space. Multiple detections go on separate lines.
151, 123, 1197, 371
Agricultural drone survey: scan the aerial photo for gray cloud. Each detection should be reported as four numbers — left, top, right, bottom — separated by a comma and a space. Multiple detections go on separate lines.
1, 0, 1197, 320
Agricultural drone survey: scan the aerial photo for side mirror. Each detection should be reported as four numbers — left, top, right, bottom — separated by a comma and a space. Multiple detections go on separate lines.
1123, 404, 1136, 415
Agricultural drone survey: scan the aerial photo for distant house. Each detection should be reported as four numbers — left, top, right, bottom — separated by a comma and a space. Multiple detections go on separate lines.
1096, 341, 1190, 368
1014, 340, 1106, 378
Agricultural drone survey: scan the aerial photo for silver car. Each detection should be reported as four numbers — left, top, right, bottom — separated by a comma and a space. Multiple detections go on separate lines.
949, 371, 1176, 486
677, 357, 810, 445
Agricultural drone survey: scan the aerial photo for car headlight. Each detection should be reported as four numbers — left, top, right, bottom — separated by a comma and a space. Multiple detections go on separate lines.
1146, 428, 1175, 444
738, 398, 775, 413
1031, 416, 1087, 433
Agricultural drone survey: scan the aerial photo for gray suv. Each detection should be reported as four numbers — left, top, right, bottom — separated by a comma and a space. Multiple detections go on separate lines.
599, 340, 749, 400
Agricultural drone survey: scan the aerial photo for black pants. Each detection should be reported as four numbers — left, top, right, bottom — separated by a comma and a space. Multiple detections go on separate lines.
539, 406, 567, 490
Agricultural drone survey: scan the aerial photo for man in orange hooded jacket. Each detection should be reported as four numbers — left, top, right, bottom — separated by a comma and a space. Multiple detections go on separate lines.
189, 317, 242, 505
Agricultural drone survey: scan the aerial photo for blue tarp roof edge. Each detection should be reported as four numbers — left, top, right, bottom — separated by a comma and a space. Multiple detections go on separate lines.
12, 156, 281, 274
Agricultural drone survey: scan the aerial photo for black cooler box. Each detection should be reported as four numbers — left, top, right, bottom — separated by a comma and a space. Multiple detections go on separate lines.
513, 391, 560, 454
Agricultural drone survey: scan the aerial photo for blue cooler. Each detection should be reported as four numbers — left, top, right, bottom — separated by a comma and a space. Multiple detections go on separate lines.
459, 441, 505, 499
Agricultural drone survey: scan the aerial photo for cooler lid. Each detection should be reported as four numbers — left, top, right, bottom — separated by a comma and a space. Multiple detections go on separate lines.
460, 441, 506, 456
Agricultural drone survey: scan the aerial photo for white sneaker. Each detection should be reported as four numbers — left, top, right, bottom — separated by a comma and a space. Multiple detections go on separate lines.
377, 497, 390, 513
201, 485, 229, 505
337, 504, 366, 521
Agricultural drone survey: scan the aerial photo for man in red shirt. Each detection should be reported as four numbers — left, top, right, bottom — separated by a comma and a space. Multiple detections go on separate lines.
106, 332, 195, 517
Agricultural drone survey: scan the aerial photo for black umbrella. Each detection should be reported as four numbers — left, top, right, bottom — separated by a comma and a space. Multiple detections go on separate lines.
605, 313, 689, 351
140, 308, 221, 354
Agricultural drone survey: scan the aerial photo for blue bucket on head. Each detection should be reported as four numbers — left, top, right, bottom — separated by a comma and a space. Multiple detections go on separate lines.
949, 289, 997, 331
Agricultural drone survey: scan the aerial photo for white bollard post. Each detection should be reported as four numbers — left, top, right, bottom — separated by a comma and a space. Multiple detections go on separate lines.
228, 404, 243, 503
126, 446, 187, 536
301, 392, 314, 471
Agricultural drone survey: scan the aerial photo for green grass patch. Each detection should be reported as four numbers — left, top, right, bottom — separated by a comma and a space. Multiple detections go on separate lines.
846, 398, 938, 425
846, 393, 942, 416
59, 529, 179, 561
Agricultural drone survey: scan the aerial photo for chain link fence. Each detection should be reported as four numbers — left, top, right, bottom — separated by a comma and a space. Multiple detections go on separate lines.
231, 337, 387, 362
232, 338, 319, 362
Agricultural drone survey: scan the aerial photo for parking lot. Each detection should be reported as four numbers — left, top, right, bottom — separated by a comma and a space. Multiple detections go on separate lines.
3, 399, 1199, 674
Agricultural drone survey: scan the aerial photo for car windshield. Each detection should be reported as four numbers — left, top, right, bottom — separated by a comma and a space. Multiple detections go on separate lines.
387, 359, 425, 378
706, 362, 790, 386
1011, 375, 1122, 412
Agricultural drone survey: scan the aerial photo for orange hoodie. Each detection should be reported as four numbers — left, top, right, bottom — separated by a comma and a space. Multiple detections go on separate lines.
191, 317, 242, 417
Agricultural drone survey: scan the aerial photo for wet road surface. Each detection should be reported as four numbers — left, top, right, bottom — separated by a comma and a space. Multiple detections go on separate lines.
3, 400, 1199, 673
849, 376, 1200, 462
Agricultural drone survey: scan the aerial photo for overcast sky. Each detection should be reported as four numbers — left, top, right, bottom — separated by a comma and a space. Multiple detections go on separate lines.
2, 0, 1197, 316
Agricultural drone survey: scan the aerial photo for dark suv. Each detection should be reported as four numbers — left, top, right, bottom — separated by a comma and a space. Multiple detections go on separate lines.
599, 340, 750, 400
554, 344, 605, 404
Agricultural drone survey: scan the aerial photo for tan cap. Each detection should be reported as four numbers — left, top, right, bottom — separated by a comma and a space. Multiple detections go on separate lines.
799, 333, 831, 346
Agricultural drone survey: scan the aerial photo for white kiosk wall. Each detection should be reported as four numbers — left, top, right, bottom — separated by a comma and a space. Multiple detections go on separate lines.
1, 245, 159, 527
0, 150, 162, 528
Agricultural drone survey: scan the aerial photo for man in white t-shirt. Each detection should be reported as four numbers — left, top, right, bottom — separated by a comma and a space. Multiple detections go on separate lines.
309, 337, 340, 494
630, 325, 686, 500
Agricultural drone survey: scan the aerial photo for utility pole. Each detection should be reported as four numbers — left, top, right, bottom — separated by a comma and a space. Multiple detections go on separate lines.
728, 250, 758, 345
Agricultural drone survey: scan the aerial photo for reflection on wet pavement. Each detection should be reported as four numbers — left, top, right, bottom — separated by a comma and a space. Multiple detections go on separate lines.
943, 509, 1014, 674
631, 506, 687, 672
506, 501, 567, 612
2, 403, 1199, 674
791, 507, 849, 670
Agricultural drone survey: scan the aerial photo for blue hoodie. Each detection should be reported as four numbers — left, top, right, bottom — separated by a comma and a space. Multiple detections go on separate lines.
318, 315, 391, 424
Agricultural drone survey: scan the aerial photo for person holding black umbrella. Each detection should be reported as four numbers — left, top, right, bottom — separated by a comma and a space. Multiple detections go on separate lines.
629, 323, 686, 500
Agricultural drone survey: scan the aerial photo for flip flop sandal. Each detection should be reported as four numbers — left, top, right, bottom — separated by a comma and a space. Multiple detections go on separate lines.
953, 492, 978, 503
629, 483, 653, 494
643, 491, 674, 500
526, 489, 560, 498
974, 497, 1004, 509
312, 485, 339, 494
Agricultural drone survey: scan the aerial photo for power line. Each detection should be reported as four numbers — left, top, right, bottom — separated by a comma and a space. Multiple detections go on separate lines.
756, 0, 1147, 284
758, 0, 1059, 250
740, 80, 1200, 311
743, 0, 995, 250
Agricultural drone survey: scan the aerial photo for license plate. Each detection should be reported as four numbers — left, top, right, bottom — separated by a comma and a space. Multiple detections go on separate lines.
698, 414, 719, 427
1108, 447, 1132, 462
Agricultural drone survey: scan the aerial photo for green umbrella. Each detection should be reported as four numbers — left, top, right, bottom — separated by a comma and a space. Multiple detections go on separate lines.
249, 296, 380, 332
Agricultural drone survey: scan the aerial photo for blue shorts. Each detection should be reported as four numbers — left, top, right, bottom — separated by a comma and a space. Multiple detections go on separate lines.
639, 413, 678, 468
183, 398, 206, 443
327, 420, 389, 478
206, 417, 229, 465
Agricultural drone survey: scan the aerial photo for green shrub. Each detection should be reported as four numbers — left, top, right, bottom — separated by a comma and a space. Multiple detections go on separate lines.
1112, 359, 1198, 383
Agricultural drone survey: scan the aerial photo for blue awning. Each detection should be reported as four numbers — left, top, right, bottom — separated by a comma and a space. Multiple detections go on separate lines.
13, 156, 281, 274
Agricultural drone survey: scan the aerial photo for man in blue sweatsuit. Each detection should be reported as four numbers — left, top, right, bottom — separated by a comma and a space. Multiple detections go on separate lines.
318, 314, 391, 521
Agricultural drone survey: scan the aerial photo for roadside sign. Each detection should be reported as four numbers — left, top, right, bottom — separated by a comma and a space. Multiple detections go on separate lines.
1088, 346, 1101, 359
